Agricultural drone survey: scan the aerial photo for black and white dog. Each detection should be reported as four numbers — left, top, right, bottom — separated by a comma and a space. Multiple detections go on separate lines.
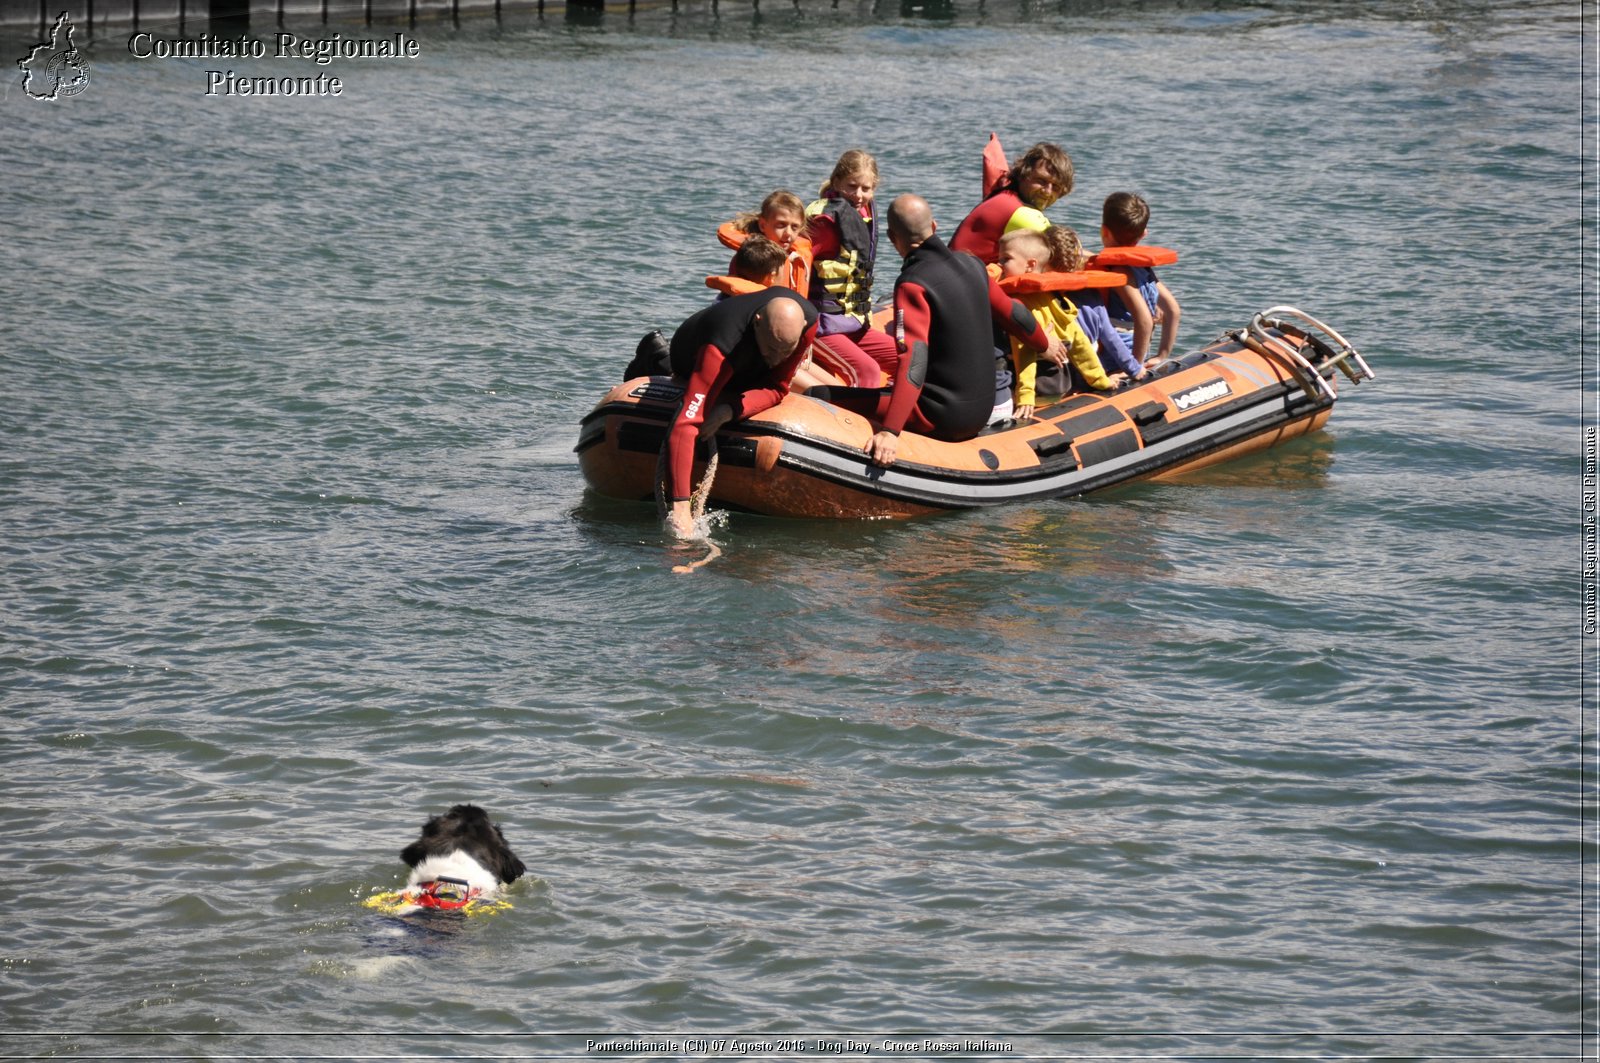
392, 804, 526, 912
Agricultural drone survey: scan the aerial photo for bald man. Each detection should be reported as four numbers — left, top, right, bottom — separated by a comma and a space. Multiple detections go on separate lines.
810, 194, 1061, 467
664, 288, 818, 536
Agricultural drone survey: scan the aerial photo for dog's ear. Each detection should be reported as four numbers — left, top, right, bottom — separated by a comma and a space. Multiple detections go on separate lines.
490, 823, 526, 883
498, 851, 527, 884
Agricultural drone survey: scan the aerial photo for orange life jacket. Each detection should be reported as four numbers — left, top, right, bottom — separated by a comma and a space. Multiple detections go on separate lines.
1085, 245, 1179, 269
704, 274, 769, 298
982, 132, 1008, 197
717, 221, 749, 251
716, 222, 814, 296
997, 269, 1127, 295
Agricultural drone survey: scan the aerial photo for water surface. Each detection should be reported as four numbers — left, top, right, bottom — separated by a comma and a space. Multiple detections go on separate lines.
0, 1, 1587, 1058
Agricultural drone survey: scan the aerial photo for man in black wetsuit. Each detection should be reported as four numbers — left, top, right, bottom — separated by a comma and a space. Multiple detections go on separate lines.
808, 194, 1062, 467
663, 288, 818, 536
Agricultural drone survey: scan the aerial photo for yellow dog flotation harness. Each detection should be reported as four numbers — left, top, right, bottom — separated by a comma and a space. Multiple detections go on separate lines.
362, 876, 512, 916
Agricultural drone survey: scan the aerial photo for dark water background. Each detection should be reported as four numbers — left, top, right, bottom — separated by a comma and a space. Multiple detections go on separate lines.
1, 1, 1590, 1058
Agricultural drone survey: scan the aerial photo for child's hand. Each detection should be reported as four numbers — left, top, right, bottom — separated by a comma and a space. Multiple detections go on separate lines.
1107, 372, 1130, 388
1015, 404, 1034, 421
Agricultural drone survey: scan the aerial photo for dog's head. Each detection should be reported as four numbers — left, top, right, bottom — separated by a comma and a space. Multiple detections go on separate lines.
400, 803, 526, 886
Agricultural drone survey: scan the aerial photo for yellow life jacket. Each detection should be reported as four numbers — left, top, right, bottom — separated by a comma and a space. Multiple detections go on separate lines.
805, 197, 875, 324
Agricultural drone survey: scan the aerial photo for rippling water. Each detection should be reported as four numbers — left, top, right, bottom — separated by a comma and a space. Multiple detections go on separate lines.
1, 1, 1587, 1058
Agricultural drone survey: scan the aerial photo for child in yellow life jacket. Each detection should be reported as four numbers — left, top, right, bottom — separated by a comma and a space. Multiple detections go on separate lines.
1042, 224, 1147, 388
804, 150, 897, 386
995, 229, 1129, 420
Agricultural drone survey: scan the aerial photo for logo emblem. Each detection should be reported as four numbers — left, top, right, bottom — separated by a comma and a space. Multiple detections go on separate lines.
18, 12, 91, 100
1172, 378, 1232, 412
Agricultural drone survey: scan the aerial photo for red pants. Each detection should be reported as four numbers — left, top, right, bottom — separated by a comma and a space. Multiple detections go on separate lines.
813, 325, 898, 386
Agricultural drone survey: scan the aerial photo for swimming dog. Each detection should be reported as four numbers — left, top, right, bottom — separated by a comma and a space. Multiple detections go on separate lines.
387, 804, 526, 913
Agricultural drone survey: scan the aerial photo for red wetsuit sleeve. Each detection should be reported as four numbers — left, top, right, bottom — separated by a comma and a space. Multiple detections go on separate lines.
808, 212, 841, 262
667, 343, 734, 501
880, 282, 933, 435
989, 272, 1051, 352
665, 321, 818, 499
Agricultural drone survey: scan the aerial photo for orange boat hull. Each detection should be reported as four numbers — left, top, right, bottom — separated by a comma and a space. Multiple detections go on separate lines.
577, 311, 1369, 520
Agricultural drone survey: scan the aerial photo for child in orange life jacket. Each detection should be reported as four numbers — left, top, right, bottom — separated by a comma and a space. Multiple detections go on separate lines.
705, 236, 787, 300
705, 237, 845, 393
720, 190, 813, 297
995, 229, 1129, 420
804, 150, 898, 387
1098, 191, 1182, 365
708, 236, 827, 392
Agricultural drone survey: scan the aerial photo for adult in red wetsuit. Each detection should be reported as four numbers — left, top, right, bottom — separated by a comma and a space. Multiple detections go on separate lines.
664, 288, 818, 536
808, 195, 1064, 468
949, 141, 1076, 264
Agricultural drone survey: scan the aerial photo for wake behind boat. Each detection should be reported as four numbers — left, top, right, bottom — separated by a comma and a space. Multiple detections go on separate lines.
576, 306, 1375, 520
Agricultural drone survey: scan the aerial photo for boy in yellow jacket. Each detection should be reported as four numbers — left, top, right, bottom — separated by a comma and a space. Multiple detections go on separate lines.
994, 229, 1128, 420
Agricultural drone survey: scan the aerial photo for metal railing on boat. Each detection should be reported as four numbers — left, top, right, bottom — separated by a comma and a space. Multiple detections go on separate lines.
1231, 305, 1375, 406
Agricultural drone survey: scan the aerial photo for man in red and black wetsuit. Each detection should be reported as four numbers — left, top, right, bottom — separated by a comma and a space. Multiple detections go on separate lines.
809, 195, 1064, 468
664, 288, 818, 536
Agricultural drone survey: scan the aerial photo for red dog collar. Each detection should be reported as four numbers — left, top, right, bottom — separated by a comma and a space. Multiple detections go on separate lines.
410, 877, 481, 910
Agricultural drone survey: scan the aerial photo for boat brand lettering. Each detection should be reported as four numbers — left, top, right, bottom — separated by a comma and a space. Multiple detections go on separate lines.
1172, 379, 1232, 411
685, 392, 706, 419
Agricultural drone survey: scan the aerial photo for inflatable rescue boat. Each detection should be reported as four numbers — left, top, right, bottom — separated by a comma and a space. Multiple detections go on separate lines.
576, 306, 1374, 520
